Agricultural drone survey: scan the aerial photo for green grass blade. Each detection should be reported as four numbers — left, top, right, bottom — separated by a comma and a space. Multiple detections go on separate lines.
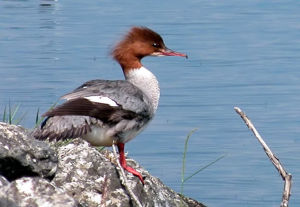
50, 101, 58, 109
2, 106, 7, 122
35, 101, 58, 127
183, 154, 226, 183
8, 102, 12, 124
181, 128, 198, 194
96, 146, 106, 152
10, 104, 21, 123
36, 108, 39, 124
35, 108, 40, 126
14, 111, 27, 125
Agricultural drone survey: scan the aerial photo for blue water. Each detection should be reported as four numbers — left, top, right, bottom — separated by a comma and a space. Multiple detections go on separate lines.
1, 0, 300, 206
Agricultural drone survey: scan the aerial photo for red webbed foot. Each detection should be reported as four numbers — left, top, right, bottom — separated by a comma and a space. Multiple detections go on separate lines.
117, 143, 145, 185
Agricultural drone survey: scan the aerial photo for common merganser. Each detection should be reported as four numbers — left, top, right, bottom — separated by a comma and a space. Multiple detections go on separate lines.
34, 26, 187, 184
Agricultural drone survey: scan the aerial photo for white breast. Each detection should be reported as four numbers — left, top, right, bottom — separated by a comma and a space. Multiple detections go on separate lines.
82, 126, 113, 146
82, 118, 149, 146
125, 66, 160, 113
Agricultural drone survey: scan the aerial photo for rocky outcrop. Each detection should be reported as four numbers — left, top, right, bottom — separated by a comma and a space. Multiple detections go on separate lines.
0, 177, 78, 207
0, 123, 57, 181
0, 122, 205, 207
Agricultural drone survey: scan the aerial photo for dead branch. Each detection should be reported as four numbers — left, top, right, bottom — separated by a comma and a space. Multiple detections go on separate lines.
100, 176, 108, 207
234, 107, 292, 207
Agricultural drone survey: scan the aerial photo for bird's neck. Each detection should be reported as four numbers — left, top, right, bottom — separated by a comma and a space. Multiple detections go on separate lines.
114, 50, 143, 75
125, 66, 160, 112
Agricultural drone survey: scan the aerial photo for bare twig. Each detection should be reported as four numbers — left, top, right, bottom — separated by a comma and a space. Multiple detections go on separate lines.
111, 142, 142, 207
100, 176, 108, 207
234, 107, 292, 207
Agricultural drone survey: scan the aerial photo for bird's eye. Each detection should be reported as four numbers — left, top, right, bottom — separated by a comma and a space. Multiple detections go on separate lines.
152, 43, 160, 48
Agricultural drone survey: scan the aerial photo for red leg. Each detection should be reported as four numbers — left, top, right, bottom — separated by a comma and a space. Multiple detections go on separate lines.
117, 143, 144, 184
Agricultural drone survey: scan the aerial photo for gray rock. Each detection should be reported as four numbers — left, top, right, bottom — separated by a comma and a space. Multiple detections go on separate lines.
0, 177, 78, 207
53, 138, 206, 207
0, 123, 206, 207
0, 175, 9, 188
0, 122, 57, 181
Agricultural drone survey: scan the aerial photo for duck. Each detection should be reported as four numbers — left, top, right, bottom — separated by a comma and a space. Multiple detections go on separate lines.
34, 26, 187, 184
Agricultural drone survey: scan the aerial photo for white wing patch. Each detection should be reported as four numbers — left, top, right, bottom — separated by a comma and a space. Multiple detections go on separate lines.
84, 96, 118, 107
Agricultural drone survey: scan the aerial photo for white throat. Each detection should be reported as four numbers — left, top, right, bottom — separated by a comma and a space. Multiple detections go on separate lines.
125, 66, 160, 112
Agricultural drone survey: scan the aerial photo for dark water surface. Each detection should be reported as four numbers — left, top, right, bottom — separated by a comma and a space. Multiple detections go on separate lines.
1, 0, 300, 206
